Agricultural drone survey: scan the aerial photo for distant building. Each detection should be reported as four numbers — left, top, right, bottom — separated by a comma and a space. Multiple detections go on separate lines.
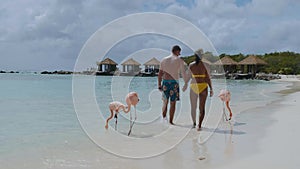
213, 56, 238, 73
238, 55, 267, 78
96, 58, 118, 75
143, 57, 160, 75
121, 58, 141, 76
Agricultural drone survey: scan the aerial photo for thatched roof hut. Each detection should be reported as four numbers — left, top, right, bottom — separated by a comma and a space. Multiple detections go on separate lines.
143, 57, 160, 74
121, 58, 141, 73
238, 55, 267, 65
97, 58, 117, 72
121, 58, 141, 66
144, 57, 160, 66
238, 55, 267, 77
213, 56, 238, 73
214, 56, 238, 65
97, 58, 118, 65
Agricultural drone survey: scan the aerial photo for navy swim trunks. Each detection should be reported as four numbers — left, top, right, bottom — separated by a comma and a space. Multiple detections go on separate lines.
162, 79, 180, 101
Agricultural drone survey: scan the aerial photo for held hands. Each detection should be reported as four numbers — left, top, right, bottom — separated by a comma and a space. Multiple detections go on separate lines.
182, 83, 188, 92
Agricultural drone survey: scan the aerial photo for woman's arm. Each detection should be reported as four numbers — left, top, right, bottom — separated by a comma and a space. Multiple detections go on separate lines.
205, 66, 213, 96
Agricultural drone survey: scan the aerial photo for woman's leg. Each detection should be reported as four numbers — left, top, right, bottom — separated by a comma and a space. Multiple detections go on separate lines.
190, 89, 198, 127
198, 89, 208, 129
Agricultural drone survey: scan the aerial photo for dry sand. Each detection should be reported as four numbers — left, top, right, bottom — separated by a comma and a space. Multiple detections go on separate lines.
216, 79, 300, 169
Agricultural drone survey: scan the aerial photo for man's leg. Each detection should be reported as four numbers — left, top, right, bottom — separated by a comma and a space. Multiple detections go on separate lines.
162, 99, 168, 118
169, 101, 176, 125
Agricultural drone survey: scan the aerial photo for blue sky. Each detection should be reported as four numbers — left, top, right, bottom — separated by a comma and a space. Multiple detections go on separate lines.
235, 0, 252, 7
0, 0, 299, 71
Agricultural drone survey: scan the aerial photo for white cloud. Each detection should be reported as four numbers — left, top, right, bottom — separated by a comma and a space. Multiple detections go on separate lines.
164, 0, 247, 53
0, 0, 299, 71
242, 19, 300, 53
249, 0, 288, 16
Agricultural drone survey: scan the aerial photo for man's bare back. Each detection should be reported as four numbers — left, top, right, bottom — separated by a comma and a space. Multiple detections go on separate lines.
159, 54, 186, 80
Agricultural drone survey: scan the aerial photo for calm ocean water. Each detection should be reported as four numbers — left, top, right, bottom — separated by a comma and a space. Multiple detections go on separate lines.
0, 73, 287, 167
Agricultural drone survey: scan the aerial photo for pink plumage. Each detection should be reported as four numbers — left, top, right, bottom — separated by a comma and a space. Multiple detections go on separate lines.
105, 92, 139, 129
218, 89, 231, 102
218, 89, 232, 120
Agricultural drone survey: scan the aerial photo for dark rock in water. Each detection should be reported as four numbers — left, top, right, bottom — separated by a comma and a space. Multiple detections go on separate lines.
9, 71, 19, 73
41, 70, 73, 75
53, 70, 73, 75
255, 73, 281, 81
41, 71, 53, 74
0, 70, 6, 73
198, 157, 206, 160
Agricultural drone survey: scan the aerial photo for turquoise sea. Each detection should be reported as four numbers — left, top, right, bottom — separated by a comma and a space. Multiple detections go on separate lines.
0, 73, 287, 168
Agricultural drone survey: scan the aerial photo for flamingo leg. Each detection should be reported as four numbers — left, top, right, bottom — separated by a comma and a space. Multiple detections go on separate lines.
134, 106, 137, 120
105, 109, 114, 129
128, 106, 137, 136
114, 113, 118, 131
226, 101, 232, 120
222, 101, 228, 121
130, 109, 132, 128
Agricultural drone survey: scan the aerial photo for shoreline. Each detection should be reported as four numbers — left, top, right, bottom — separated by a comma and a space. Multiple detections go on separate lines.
214, 76, 300, 169
278, 81, 300, 95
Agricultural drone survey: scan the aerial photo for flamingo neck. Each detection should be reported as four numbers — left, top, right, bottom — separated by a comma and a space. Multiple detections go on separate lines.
124, 104, 131, 113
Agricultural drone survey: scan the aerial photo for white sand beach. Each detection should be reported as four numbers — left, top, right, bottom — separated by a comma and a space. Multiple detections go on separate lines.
214, 77, 300, 169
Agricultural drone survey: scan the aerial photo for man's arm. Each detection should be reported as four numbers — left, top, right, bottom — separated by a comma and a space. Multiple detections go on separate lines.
179, 59, 188, 83
158, 61, 164, 91
180, 59, 190, 92
182, 63, 193, 92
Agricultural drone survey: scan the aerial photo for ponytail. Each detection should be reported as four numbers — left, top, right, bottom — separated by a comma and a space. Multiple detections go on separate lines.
195, 54, 201, 65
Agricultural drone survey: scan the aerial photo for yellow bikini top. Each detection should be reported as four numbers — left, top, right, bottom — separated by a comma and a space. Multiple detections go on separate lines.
192, 74, 206, 78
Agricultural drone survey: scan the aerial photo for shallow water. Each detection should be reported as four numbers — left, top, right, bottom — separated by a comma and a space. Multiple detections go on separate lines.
0, 73, 287, 168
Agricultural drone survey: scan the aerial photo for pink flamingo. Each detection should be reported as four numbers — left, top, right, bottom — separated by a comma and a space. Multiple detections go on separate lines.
218, 89, 232, 121
105, 92, 139, 132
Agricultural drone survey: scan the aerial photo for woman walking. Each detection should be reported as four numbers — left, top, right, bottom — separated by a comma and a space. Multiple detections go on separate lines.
183, 49, 213, 130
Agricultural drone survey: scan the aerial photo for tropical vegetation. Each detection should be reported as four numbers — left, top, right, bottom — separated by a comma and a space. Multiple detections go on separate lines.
182, 51, 300, 74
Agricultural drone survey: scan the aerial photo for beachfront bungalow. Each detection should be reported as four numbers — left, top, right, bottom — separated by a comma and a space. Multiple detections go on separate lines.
121, 58, 141, 76
143, 57, 160, 76
96, 58, 118, 75
212, 56, 238, 78
238, 55, 267, 78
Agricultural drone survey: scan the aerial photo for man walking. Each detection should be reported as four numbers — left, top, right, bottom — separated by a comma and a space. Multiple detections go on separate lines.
158, 45, 187, 125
